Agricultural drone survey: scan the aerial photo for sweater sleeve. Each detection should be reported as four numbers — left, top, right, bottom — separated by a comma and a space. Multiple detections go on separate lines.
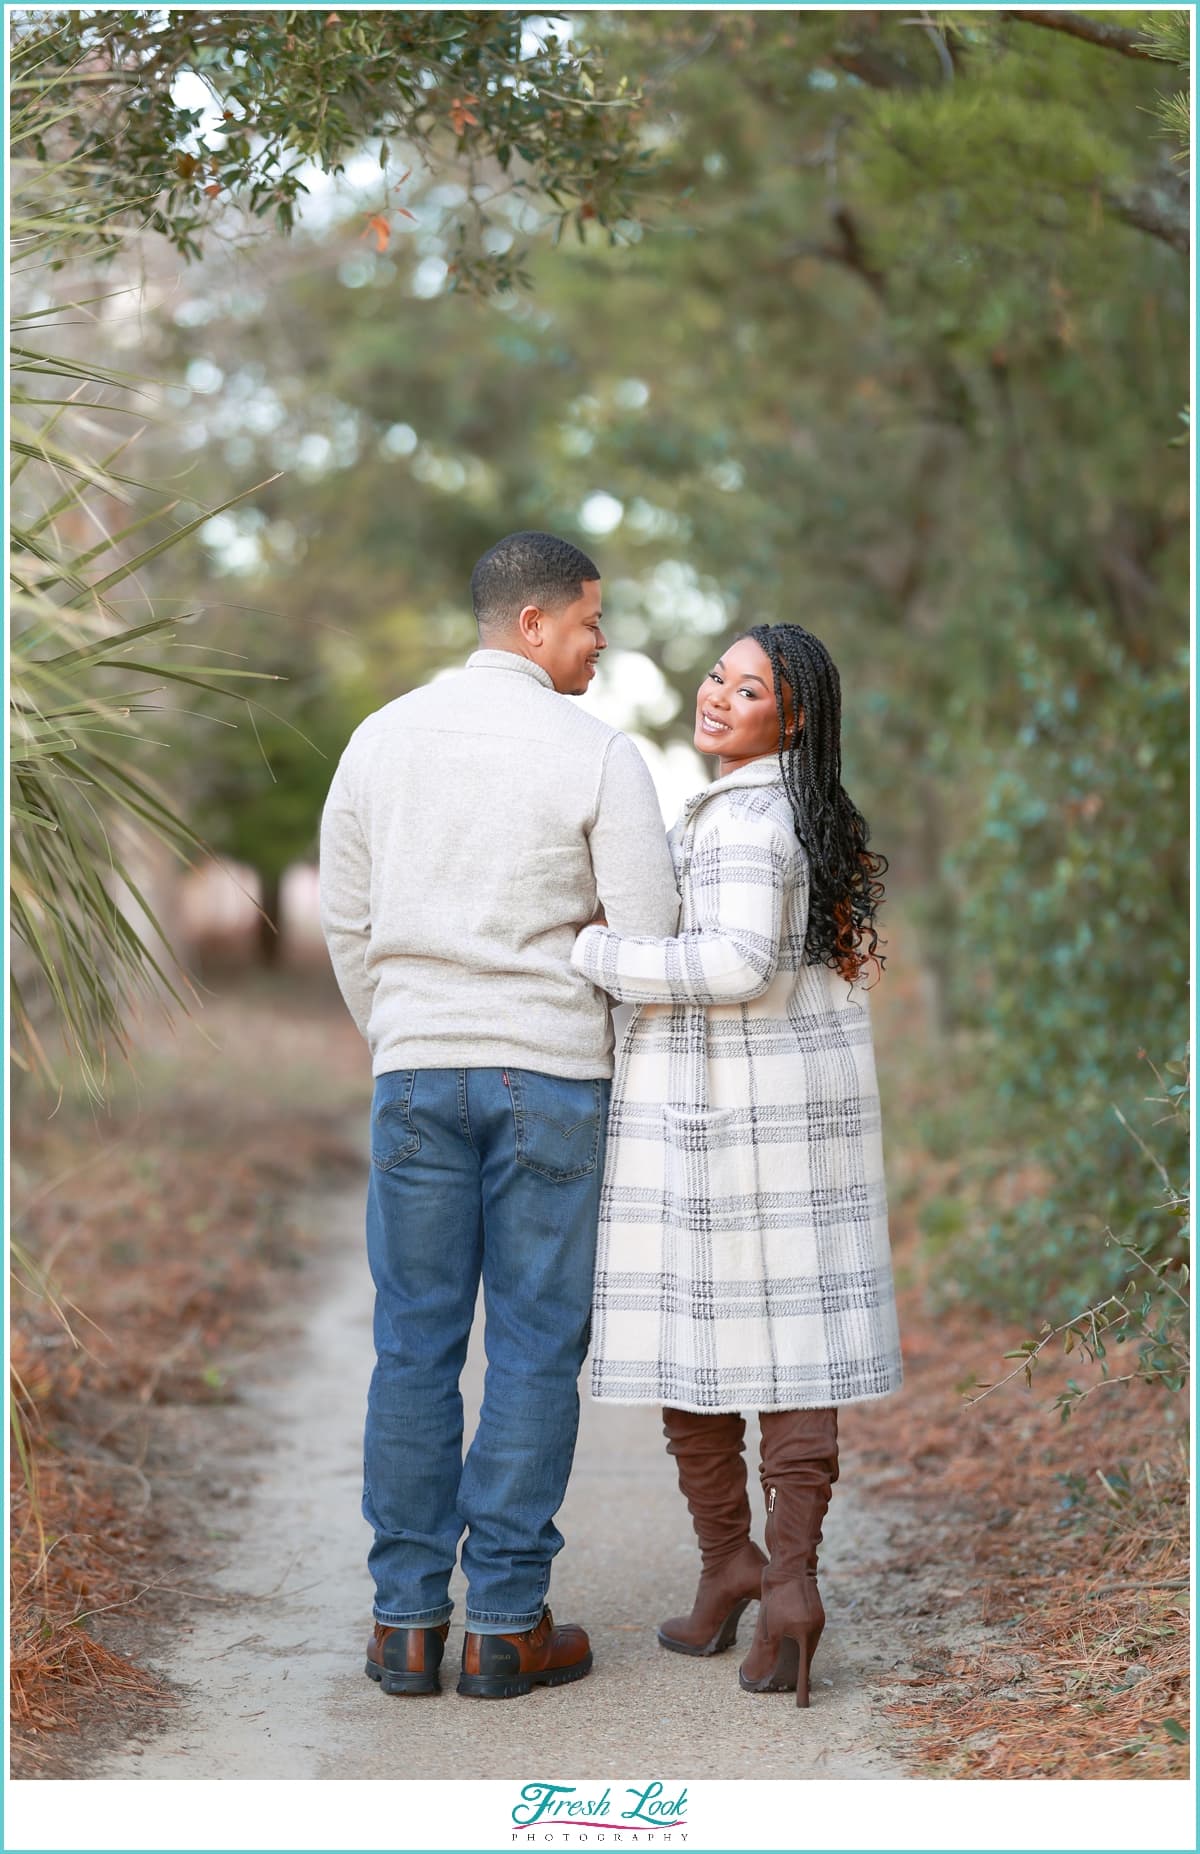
318, 748, 377, 1041
572, 804, 798, 1005
587, 734, 680, 937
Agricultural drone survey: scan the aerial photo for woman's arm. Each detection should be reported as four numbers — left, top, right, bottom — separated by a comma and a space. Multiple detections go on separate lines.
572, 806, 800, 1005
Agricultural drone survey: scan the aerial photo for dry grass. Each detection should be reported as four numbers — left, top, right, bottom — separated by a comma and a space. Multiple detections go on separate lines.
846, 1264, 1191, 1778
849, 923, 1192, 1779
9, 972, 370, 1771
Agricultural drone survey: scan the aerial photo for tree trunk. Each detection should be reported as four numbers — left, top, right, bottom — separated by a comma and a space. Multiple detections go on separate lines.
258, 869, 283, 968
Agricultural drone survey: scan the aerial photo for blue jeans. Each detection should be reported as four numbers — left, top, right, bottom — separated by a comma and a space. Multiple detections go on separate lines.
363, 1066, 609, 1634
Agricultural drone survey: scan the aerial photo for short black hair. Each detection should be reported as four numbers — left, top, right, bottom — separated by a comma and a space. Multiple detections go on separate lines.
471, 531, 600, 634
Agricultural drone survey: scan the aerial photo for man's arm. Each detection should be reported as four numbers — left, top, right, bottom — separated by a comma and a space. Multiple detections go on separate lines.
588, 734, 680, 937
318, 751, 377, 1041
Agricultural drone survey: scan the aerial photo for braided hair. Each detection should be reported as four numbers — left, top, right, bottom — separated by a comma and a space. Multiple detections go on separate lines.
742, 623, 887, 984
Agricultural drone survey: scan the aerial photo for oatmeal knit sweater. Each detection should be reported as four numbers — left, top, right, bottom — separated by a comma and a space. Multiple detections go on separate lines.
319, 649, 680, 1079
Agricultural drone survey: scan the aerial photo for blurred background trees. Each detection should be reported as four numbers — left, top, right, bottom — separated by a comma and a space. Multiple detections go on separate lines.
9, 6, 648, 1077
10, 8, 1190, 1323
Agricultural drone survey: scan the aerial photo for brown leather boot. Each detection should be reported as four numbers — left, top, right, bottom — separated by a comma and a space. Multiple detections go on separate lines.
739, 1408, 839, 1707
457, 1607, 592, 1700
365, 1621, 450, 1696
657, 1407, 767, 1657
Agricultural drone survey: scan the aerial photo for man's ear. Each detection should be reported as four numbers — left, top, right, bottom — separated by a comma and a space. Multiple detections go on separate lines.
517, 603, 543, 647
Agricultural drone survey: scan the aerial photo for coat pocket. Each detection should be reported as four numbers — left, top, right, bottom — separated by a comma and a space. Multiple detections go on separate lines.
662, 1105, 760, 1219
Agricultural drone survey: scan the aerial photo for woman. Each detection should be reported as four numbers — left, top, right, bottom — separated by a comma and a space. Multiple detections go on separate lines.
571, 623, 901, 1707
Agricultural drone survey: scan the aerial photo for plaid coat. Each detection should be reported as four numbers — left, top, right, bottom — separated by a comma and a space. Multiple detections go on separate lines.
571, 758, 902, 1414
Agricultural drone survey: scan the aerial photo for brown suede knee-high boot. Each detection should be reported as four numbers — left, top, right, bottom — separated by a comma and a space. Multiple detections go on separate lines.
738, 1408, 839, 1706
657, 1407, 768, 1656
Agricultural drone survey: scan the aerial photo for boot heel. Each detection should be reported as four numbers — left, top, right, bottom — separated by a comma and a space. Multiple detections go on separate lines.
365, 1656, 442, 1696
457, 1670, 534, 1700
789, 1634, 810, 1709
799, 1622, 824, 1708
774, 1634, 801, 1697
770, 1626, 823, 1707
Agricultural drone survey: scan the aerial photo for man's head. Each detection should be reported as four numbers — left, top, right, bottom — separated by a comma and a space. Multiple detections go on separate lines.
471, 531, 605, 696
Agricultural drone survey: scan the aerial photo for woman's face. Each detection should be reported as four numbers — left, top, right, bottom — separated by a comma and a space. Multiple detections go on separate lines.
694, 635, 798, 772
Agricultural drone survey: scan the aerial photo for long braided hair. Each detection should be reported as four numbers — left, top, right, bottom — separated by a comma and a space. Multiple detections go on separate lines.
742, 623, 887, 984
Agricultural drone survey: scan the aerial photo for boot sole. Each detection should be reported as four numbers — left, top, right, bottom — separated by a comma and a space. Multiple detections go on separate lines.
657, 1598, 752, 1657
738, 1630, 820, 1707
457, 1651, 593, 1700
365, 1658, 441, 1697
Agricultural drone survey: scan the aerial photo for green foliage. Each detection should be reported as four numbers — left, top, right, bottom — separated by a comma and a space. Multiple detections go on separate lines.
939, 618, 1187, 1315
188, 681, 356, 885
10, 605, 265, 1095
12, 9, 651, 288
1138, 7, 1192, 159
1139, 11, 1191, 65
971, 1057, 1189, 1415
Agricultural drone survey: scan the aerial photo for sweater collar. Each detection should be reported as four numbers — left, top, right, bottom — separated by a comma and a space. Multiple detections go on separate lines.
683, 754, 784, 816
466, 648, 555, 692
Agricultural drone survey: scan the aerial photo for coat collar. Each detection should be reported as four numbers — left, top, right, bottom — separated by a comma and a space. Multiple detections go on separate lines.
682, 755, 784, 817
466, 648, 555, 692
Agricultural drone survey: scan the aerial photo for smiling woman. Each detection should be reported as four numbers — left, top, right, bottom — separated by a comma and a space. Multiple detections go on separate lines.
572, 619, 899, 1709
696, 635, 797, 775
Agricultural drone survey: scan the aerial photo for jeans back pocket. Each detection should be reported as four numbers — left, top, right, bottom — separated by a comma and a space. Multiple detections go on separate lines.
371, 1070, 421, 1170
508, 1070, 604, 1182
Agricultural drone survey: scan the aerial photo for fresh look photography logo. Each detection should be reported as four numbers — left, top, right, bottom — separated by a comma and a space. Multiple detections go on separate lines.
511, 1782, 689, 1842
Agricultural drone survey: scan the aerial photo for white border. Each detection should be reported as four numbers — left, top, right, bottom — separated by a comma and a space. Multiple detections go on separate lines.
3, 1777, 1199, 1852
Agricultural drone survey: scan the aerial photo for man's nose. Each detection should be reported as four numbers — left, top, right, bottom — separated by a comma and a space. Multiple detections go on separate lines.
595, 628, 607, 651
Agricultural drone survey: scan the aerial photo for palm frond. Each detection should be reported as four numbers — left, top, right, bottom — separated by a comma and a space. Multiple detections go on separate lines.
8, 25, 282, 1097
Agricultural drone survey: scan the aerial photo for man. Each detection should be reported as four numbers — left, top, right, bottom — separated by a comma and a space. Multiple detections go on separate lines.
319, 532, 679, 1701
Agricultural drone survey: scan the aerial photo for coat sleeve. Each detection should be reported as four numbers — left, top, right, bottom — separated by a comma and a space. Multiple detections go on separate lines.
318, 747, 377, 1041
572, 803, 798, 1005
587, 733, 680, 937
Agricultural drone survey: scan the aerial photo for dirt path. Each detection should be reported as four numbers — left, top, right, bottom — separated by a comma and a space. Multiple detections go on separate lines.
91, 1180, 978, 1782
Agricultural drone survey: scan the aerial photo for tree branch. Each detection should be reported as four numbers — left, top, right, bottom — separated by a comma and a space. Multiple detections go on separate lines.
828, 44, 923, 90
781, 204, 888, 300
1104, 179, 1190, 255
1001, 10, 1161, 61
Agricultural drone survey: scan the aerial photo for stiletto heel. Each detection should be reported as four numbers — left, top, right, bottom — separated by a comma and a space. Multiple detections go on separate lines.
794, 1629, 822, 1708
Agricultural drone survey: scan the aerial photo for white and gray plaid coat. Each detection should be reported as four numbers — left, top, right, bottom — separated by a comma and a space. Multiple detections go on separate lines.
571, 757, 902, 1414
